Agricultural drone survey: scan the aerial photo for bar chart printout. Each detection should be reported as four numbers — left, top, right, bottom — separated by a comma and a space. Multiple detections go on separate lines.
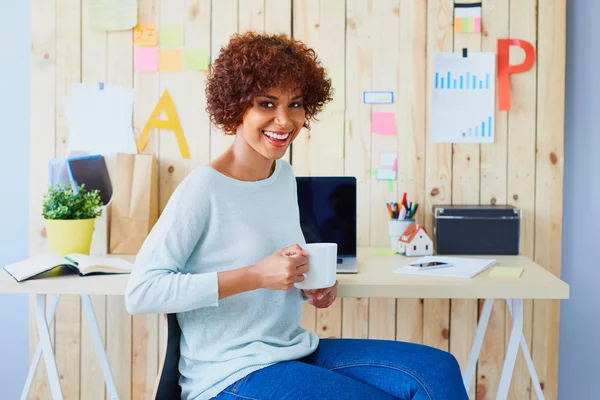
430, 52, 496, 143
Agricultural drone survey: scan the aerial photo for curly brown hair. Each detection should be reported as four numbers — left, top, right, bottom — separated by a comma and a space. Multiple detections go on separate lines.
205, 32, 333, 134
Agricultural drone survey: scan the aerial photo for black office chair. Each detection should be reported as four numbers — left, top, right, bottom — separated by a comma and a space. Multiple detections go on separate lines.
153, 314, 182, 399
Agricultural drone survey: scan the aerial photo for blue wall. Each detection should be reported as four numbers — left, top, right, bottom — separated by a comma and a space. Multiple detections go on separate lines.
0, 1, 31, 399
558, 0, 600, 398
0, 1, 598, 399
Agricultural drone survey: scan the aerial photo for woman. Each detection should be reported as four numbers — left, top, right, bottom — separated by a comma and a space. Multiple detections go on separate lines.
125, 32, 468, 400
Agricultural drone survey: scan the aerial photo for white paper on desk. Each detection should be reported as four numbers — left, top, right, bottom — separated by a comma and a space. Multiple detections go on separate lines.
430, 52, 495, 143
393, 256, 496, 279
64, 83, 137, 155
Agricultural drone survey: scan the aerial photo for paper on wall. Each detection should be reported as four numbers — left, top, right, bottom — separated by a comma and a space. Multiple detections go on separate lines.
379, 151, 398, 167
89, 0, 138, 31
64, 83, 137, 155
430, 52, 495, 143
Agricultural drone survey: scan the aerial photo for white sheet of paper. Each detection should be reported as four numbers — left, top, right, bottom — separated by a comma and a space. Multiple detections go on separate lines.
376, 167, 396, 181
48, 151, 90, 187
89, 0, 138, 31
430, 52, 496, 143
64, 83, 137, 155
379, 151, 398, 167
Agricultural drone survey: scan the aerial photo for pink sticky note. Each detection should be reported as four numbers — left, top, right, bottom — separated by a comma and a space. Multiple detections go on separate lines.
372, 112, 396, 136
135, 48, 158, 72
474, 17, 481, 33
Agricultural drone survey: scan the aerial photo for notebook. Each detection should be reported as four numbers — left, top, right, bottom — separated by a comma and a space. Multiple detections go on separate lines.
3, 253, 133, 283
393, 256, 496, 279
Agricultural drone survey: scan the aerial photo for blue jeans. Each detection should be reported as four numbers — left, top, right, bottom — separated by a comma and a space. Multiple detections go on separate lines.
213, 338, 469, 400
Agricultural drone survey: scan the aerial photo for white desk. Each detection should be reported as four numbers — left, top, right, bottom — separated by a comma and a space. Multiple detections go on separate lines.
1, 249, 569, 400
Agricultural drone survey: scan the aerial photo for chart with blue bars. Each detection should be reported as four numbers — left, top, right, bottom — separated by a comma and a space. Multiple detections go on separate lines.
463, 116, 493, 138
435, 71, 491, 91
430, 52, 496, 144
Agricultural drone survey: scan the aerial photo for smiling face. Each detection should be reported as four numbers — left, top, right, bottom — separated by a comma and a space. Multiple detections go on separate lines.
237, 86, 306, 160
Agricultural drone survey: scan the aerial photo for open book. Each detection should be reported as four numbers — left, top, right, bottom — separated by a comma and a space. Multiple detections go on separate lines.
3, 253, 133, 283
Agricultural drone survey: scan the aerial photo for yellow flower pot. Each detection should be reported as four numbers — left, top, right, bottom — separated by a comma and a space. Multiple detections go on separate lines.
45, 218, 96, 256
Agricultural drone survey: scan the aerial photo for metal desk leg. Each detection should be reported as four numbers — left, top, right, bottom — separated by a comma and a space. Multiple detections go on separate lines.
21, 294, 61, 400
463, 298, 494, 393
506, 299, 544, 400
81, 294, 119, 400
34, 294, 64, 400
497, 299, 524, 400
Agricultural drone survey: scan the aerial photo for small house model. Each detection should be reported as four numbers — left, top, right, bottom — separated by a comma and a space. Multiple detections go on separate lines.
398, 224, 433, 257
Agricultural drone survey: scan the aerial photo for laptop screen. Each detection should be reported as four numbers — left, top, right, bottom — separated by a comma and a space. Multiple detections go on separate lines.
296, 176, 357, 257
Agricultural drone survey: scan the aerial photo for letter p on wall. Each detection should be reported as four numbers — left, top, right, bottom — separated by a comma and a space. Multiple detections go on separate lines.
497, 39, 536, 111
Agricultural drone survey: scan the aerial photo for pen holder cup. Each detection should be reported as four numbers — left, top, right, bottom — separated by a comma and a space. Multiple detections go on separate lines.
388, 219, 416, 252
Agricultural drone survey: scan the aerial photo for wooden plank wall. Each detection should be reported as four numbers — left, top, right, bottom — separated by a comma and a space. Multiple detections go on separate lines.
27, 0, 566, 399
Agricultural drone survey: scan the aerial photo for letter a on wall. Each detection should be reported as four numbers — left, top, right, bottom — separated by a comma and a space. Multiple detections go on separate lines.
137, 89, 191, 158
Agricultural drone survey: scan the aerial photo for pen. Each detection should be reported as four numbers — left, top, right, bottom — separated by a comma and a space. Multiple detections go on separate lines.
399, 205, 407, 220
401, 192, 407, 210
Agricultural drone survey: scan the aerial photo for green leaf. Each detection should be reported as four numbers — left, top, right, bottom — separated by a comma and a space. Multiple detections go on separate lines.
42, 183, 104, 220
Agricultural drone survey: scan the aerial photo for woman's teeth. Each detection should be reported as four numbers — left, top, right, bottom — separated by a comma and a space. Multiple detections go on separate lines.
263, 131, 290, 140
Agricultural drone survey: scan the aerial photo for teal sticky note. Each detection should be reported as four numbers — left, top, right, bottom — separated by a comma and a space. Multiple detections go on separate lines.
160, 24, 184, 47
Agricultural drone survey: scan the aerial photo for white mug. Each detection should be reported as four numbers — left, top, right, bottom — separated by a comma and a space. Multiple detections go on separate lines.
294, 243, 338, 290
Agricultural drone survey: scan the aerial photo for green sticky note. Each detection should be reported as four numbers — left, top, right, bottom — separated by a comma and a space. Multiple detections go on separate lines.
388, 180, 393, 192
185, 49, 209, 71
160, 24, 184, 47
372, 248, 397, 256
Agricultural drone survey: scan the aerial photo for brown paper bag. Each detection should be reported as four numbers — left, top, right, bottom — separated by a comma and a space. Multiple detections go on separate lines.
109, 153, 159, 254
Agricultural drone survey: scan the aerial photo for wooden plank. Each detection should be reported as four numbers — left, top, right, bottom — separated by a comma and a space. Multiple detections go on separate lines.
265, 0, 291, 34
395, 0, 427, 345
293, 0, 345, 339
264, 0, 292, 164
342, 298, 369, 339
450, 1, 481, 397
209, 0, 238, 160
476, 1, 510, 397
53, 1, 82, 398
342, 0, 372, 341
423, 0, 453, 353
80, 0, 108, 397
505, 1, 537, 399
29, 0, 57, 396
105, 18, 134, 400
367, 0, 399, 342
239, 0, 265, 32
533, 1, 566, 399
131, 0, 160, 398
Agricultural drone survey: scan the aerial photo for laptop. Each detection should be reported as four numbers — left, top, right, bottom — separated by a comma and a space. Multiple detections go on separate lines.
296, 176, 359, 274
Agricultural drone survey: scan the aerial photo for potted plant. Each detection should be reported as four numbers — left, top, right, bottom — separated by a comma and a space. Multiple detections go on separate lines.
42, 184, 104, 256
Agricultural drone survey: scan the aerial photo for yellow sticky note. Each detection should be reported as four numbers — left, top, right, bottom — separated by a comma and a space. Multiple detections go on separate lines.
134, 24, 158, 46
489, 267, 523, 278
160, 24, 184, 47
159, 49, 183, 72
185, 49, 210, 71
137, 89, 191, 159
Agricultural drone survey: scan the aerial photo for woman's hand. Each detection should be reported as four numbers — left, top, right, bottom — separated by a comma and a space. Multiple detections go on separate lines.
302, 281, 338, 308
251, 244, 309, 291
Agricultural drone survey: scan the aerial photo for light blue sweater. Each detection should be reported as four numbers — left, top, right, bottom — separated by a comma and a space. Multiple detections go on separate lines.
125, 159, 319, 400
